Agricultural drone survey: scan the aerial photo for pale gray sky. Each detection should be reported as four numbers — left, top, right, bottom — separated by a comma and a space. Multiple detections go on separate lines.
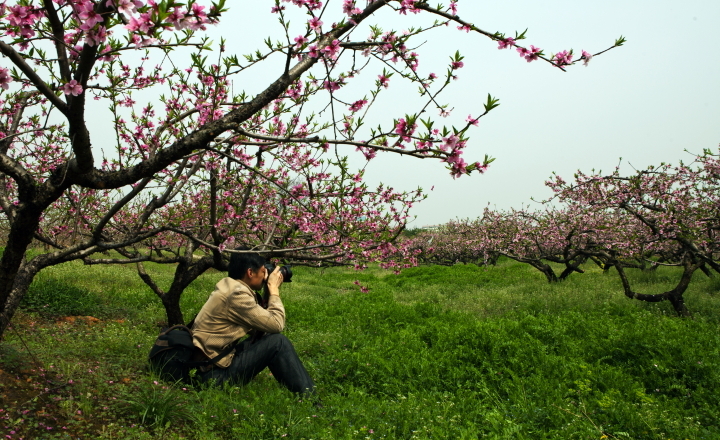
86, 0, 720, 227
349, 0, 720, 227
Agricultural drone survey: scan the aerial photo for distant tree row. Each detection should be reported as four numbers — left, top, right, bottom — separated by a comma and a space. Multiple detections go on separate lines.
404, 148, 720, 316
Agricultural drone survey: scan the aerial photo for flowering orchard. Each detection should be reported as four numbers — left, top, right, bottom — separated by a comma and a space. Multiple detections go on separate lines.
404, 219, 498, 267
0, 0, 622, 333
409, 148, 720, 316
405, 206, 631, 282
547, 150, 720, 316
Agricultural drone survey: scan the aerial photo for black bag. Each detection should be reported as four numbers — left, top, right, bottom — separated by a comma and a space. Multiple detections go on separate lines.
148, 324, 236, 384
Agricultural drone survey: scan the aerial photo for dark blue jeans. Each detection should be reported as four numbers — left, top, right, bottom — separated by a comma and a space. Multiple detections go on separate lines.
199, 333, 315, 395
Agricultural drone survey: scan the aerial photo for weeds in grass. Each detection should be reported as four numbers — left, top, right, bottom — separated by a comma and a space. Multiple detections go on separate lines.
22, 277, 101, 317
703, 272, 720, 295
121, 380, 195, 428
1, 258, 720, 439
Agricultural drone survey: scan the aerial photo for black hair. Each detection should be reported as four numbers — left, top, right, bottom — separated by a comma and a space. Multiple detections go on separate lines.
228, 247, 266, 280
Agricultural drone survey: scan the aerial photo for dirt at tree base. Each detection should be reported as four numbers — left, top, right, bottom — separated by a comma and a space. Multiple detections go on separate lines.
0, 314, 142, 439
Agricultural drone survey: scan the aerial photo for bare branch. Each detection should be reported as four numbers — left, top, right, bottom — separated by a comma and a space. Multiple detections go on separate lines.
0, 42, 69, 113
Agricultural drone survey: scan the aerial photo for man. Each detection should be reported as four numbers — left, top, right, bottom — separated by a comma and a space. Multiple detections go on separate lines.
191, 250, 315, 395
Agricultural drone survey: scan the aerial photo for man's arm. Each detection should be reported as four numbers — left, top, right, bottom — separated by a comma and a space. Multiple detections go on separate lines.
229, 269, 286, 333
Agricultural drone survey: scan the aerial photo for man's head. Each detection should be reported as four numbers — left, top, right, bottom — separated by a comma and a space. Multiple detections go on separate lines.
228, 248, 267, 289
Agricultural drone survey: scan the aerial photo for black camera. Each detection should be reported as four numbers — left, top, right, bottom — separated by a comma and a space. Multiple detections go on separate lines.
264, 263, 293, 283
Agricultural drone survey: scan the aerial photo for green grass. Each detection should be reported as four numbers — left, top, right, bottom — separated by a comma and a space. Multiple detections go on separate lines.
2, 258, 719, 439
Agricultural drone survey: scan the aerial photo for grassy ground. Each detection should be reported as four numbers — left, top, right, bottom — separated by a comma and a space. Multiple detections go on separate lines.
1, 258, 719, 439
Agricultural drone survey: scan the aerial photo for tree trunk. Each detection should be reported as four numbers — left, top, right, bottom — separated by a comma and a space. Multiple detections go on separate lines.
162, 254, 222, 326
613, 257, 697, 318
502, 254, 559, 283
699, 264, 713, 278
589, 255, 612, 273
667, 291, 692, 318
0, 260, 43, 338
530, 261, 558, 283
559, 255, 587, 281
0, 210, 42, 339
161, 292, 186, 327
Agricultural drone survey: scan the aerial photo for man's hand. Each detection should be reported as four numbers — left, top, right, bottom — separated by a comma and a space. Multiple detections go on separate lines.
265, 266, 283, 296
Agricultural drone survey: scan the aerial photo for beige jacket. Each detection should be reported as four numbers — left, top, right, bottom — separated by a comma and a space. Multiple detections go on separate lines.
191, 277, 285, 368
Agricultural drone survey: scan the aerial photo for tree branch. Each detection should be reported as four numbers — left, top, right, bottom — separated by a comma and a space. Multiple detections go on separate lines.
67, 0, 392, 190
0, 42, 69, 114
41, 0, 72, 81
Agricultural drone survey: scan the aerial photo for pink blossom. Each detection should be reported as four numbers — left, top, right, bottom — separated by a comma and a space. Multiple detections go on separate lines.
77, 3, 104, 30
378, 74, 389, 88
441, 134, 460, 151
323, 80, 340, 92
0, 68, 11, 90
381, 31, 397, 44
7, 4, 42, 38
98, 44, 117, 62
353, 280, 370, 293
581, 50, 593, 66
167, 8, 186, 28
356, 146, 377, 160
342, 0, 362, 16
466, 115, 479, 126
497, 37, 515, 50
287, 81, 303, 99
450, 60, 464, 70
308, 17, 323, 31
170, 3, 210, 31
321, 40, 341, 59
271, 5, 286, 13
7, 5, 41, 27
61, 80, 83, 96
106, 0, 143, 16
447, 155, 468, 178
394, 118, 416, 142
294, 35, 308, 47
415, 140, 432, 150
553, 50, 573, 66
398, 0, 419, 15
131, 35, 159, 48
349, 99, 368, 112
125, 13, 153, 33
394, 118, 407, 136
189, 3, 210, 28
406, 52, 420, 71
307, 44, 320, 58
305, 0, 323, 10
517, 45, 541, 62
84, 26, 108, 46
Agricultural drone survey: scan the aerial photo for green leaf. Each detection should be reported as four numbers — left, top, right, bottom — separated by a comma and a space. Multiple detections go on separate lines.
483, 94, 500, 112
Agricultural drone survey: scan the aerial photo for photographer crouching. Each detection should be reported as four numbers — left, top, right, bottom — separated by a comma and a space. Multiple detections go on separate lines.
190, 249, 315, 396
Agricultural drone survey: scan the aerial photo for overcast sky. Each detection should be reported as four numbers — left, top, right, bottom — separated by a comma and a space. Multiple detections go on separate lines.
220, 0, 720, 227
352, 0, 720, 227
84, 0, 720, 227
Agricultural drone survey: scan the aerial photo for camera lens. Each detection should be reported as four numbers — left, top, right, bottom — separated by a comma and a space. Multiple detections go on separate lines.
279, 265, 293, 283
264, 263, 293, 283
